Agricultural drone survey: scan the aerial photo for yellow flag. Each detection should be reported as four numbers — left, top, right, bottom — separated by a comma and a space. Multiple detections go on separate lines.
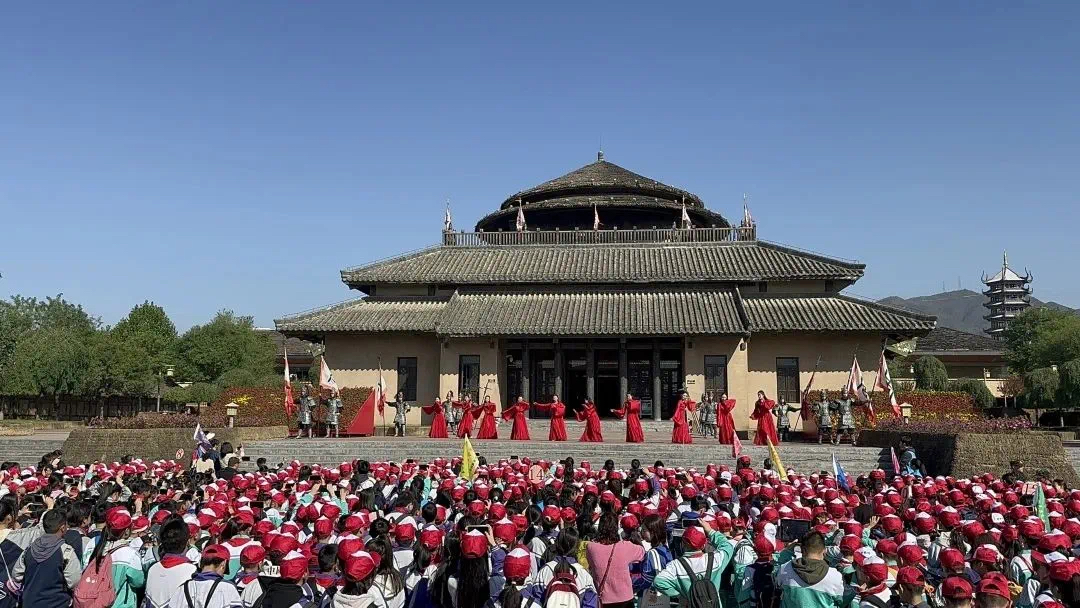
766, 437, 789, 482
461, 436, 479, 481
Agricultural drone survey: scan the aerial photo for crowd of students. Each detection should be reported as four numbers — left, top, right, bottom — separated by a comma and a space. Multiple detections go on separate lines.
0, 446, 1078, 608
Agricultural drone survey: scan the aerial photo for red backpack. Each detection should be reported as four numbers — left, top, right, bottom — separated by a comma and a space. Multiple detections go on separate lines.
73, 548, 119, 608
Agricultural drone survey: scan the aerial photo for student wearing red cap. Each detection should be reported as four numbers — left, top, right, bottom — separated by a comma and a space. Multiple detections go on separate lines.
81, 506, 146, 608
167, 543, 242, 608
939, 575, 974, 608
525, 528, 599, 608
493, 547, 535, 608
235, 544, 266, 591
331, 550, 384, 608
975, 572, 1013, 608
651, 519, 734, 604
737, 535, 777, 608
894, 566, 932, 608
144, 518, 197, 608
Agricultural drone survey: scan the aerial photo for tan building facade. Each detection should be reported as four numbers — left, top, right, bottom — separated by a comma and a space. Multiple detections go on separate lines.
278, 155, 935, 431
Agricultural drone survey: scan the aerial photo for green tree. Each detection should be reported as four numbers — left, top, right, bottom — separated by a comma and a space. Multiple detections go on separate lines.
162, 382, 221, 405
1057, 359, 1080, 410
110, 302, 178, 397
9, 325, 95, 418
1005, 308, 1080, 375
913, 355, 949, 391
175, 311, 275, 383
1024, 366, 1060, 410
950, 378, 996, 408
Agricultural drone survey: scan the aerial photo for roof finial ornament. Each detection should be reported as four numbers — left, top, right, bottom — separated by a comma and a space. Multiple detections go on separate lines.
443, 198, 453, 233
1003, 250, 1008, 268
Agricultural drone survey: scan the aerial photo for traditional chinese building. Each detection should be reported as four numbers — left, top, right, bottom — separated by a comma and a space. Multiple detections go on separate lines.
276, 154, 936, 430
982, 251, 1033, 340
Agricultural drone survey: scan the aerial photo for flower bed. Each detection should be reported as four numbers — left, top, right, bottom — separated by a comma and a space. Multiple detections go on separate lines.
875, 416, 1032, 434
90, 412, 202, 429
206, 386, 373, 430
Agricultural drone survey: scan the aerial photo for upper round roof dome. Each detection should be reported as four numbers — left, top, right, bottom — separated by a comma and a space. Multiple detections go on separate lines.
475, 153, 728, 232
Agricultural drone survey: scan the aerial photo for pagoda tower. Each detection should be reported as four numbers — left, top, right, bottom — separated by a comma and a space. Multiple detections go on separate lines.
982, 251, 1033, 339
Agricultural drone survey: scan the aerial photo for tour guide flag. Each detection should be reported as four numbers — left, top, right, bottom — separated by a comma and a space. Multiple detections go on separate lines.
875, 350, 902, 417
833, 453, 850, 491
1034, 483, 1050, 529
319, 357, 338, 394
461, 437, 479, 480
765, 437, 788, 482
891, 446, 902, 475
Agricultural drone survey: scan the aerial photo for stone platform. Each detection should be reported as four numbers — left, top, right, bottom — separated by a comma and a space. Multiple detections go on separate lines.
243, 429, 892, 474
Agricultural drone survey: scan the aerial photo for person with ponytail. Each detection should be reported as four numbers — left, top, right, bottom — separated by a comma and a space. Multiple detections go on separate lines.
84, 506, 146, 608
492, 548, 535, 608
366, 536, 407, 608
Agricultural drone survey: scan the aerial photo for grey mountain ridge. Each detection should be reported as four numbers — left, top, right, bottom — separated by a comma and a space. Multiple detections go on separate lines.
877, 289, 1078, 334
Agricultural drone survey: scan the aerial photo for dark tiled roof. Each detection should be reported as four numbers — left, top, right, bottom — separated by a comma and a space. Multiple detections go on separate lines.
277, 290, 934, 337
438, 290, 746, 337
503, 159, 705, 209
742, 295, 937, 333
915, 327, 1002, 353
256, 330, 320, 356
341, 241, 865, 287
275, 298, 448, 333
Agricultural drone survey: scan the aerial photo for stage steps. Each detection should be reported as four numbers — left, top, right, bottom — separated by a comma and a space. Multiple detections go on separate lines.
0, 438, 67, 467
241, 438, 892, 475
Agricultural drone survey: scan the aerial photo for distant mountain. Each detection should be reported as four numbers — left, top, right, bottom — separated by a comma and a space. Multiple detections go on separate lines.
877, 289, 1077, 334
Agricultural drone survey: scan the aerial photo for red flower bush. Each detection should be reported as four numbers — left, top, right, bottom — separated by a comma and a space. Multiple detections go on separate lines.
875, 416, 1032, 434
206, 385, 373, 430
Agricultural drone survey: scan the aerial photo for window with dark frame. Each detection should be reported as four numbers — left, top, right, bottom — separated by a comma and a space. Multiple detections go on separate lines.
397, 357, 417, 401
459, 355, 481, 402
704, 355, 728, 398
775, 357, 800, 404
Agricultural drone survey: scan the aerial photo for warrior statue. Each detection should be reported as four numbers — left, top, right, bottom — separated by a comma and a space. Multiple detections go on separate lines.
775, 397, 801, 442
812, 389, 832, 445
325, 392, 343, 438
833, 392, 856, 445
445, 390, 460, 435
698, 391, 717, 438
297, 384, 316, 439
391, 391, 411, 437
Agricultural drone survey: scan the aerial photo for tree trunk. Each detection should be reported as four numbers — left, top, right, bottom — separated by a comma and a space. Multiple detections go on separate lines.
55, 393, 61, 421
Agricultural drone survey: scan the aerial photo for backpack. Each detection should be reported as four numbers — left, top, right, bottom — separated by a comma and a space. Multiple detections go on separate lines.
543, 570, 582, 608
676, 553, 718, 608
73, 548, 121, 608
748, 562, 776, 608
183, 579, 222, 608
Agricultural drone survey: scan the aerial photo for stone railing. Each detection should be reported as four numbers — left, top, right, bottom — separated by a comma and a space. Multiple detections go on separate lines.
441, 226, 756, 247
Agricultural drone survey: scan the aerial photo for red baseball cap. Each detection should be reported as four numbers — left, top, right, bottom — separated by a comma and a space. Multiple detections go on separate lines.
895, 566, 925, 587
941, 576, 974, 600
201, 544, 231, 575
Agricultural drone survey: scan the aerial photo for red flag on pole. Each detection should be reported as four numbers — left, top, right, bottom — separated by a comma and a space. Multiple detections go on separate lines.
890, 446, 902, 476
732, 431, 743, 459
800, 369, 816, 420
283, 347, 295, 417
376, 365, 386, 416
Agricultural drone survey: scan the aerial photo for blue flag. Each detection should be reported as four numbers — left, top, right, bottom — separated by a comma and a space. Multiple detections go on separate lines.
832, 453, 849, 492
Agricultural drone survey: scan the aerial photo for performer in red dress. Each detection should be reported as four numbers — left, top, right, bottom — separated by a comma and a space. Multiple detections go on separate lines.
474, 396, 499, 440
575, 399, 604, 443
455, 394, 475, 439
533, 396, 567, 441
671, 391, 696, 444
422, 398, 449, 439
716, 392, 737, 445
501, 396, 531, 440
612, 393, 644, 443
751, 390, 780, 445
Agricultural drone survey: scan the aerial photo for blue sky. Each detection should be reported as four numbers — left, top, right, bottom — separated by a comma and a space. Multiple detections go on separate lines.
2, 3, 1077, 330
